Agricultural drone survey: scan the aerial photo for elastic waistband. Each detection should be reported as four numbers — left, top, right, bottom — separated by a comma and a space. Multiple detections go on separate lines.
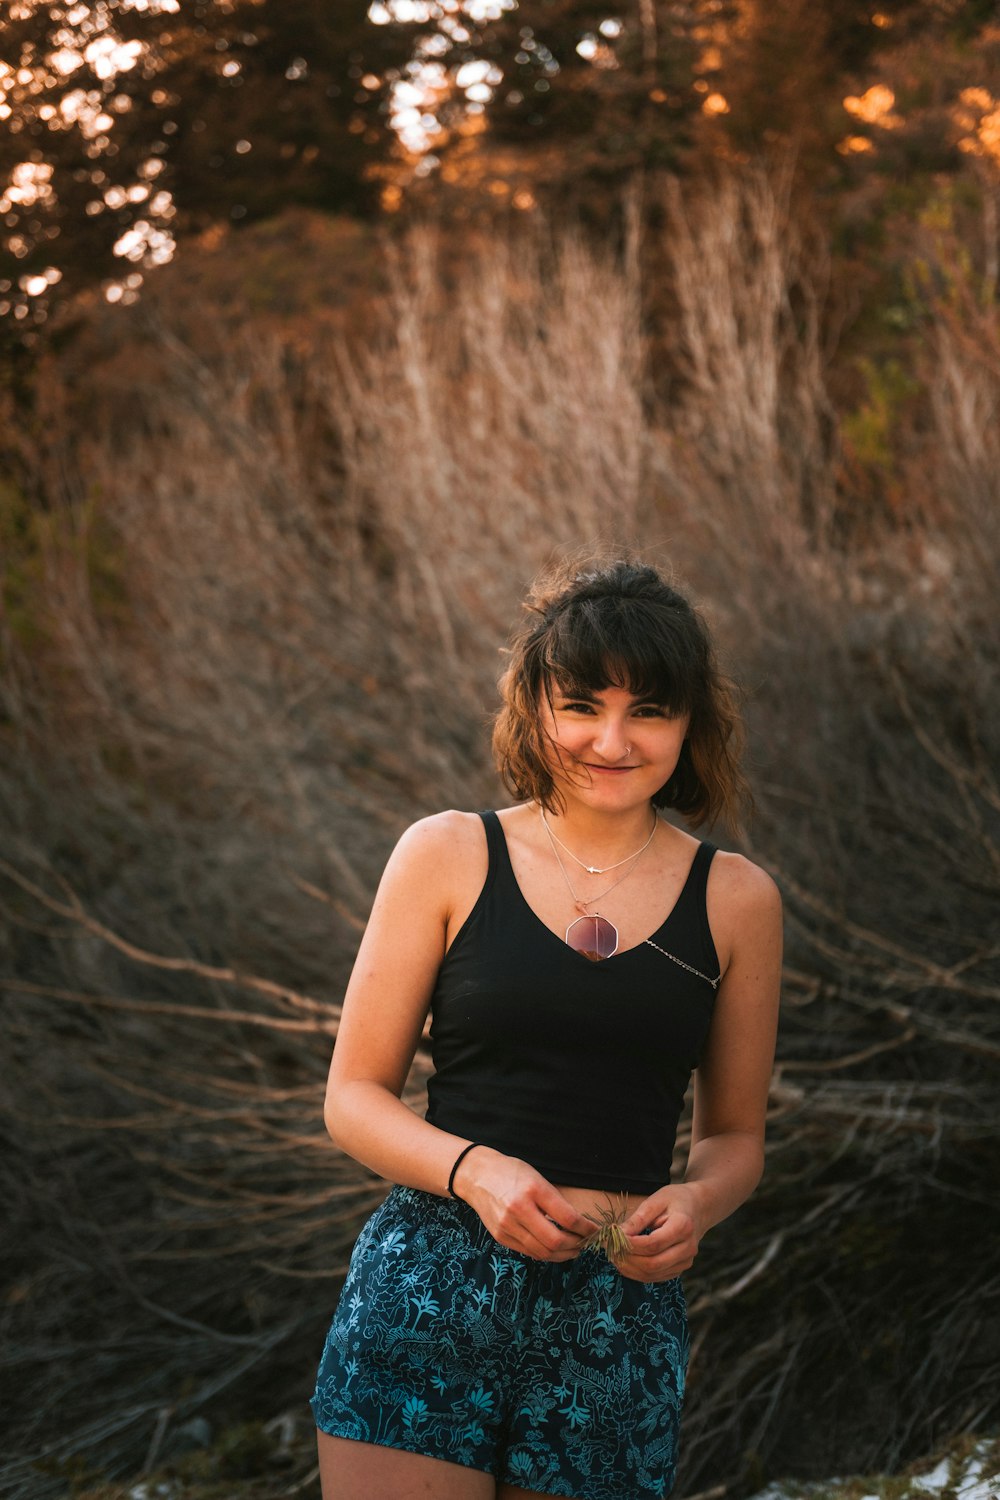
386, 1183, 496, 1247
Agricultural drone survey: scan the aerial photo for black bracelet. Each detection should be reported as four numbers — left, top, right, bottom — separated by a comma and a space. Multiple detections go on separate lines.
447, 1141, 483, 1201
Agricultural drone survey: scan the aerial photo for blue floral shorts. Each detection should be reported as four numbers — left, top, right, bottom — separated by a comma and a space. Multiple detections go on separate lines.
310, 1185, 688, 1499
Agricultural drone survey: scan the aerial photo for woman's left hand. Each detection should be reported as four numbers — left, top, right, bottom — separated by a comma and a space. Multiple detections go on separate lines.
616, 1184, 703, 1282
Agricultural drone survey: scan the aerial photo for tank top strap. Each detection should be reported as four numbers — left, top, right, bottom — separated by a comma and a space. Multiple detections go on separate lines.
671, 839, 718, 964
688, 838, 718, 892
476, 809, 510, 900
478, 807, 502, 853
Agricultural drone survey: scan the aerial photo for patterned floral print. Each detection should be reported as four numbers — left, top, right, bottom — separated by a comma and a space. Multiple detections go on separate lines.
311, 1186, 688, 1500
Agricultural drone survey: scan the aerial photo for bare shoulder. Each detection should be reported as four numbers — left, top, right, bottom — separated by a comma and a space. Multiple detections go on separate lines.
385, 809, 488, 908
392, 810, 485, 870
394, 808, 486, 859
705, 850, 782, 990
707, 849, 782, 927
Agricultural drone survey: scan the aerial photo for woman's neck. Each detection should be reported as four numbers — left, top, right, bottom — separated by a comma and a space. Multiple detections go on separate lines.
538, 802, 658, 862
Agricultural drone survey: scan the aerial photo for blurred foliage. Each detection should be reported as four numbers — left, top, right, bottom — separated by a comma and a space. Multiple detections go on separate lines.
383, 0, 710, 207
0, 479, 125, 667
0, 478, 43, 649
0, 0, 415, 338
2, 0, 1000, 346
840, 356, 922, 502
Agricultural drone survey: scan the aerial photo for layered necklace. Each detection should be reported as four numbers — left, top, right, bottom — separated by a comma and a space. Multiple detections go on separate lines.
540, 807, 657, 873
539, 806, 658, 961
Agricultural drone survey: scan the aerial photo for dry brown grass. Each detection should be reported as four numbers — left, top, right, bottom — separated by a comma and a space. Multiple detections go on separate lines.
1, 170, 998, 1497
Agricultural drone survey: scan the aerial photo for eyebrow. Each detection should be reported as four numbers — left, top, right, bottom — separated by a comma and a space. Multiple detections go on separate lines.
551, 685, 667, 706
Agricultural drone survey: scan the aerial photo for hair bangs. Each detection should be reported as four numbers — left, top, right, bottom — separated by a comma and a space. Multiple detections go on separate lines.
540, 599, 698, 716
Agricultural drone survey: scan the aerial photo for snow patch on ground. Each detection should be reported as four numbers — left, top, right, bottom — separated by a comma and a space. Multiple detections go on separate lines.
748, 1438, 999, 1500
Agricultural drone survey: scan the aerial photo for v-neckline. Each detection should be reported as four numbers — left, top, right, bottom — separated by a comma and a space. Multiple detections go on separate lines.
491, 813, 702, 964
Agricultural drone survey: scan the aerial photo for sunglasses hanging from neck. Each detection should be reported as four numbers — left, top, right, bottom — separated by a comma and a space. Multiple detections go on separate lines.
539, 807, 657, 962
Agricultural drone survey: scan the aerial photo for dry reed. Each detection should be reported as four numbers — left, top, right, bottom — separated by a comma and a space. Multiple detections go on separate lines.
1, 171, 998, 1497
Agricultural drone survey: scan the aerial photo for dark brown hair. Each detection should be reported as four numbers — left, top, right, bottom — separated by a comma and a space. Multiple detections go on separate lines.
492, 558, 751, 833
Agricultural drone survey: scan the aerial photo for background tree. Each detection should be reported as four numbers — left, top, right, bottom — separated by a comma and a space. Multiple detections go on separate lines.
3, 0, 998, 345
371, 0, 714, 216
0, 0, 417, 339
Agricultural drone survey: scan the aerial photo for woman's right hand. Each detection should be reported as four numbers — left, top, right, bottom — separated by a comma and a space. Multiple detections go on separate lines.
452, 1145, 593, 1261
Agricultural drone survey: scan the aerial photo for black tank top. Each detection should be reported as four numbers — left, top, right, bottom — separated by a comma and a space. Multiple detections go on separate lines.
424, 811, 721, 1194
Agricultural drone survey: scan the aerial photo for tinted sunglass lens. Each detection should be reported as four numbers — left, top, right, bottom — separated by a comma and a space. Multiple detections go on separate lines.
565, 914, 618, 961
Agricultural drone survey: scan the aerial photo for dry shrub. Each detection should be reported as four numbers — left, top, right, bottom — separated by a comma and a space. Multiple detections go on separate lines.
1, 173, 998, 1497
647, 176, 1000, 1486
0, 215, 651, 1496
653, 167, 837, 561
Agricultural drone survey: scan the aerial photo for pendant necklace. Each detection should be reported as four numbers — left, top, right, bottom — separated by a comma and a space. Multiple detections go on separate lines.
538, 806, 657, 961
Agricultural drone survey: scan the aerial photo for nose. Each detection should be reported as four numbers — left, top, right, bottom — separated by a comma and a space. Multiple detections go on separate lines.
592, 715, 631, 763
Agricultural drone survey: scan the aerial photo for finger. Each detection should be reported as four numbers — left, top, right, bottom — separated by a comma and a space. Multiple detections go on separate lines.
619, 1249, 693, 1281
508, 1226, 580, 1262
622, 1237, 657, 1259
536, 1187, 592, 1239
621, 1197, 669, 1235
496, 1203, 581, 1261
620, 1212, 668, 1236
544, 1197, 592, 1238
626, 1224, 689, 1260
529, 1210, 587, 1255
624, 1221, 692, 1258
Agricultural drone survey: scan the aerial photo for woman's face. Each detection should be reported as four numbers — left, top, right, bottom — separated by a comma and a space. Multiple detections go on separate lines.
538, 680, 690, 814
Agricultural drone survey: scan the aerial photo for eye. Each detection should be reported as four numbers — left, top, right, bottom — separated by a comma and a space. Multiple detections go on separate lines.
558, 699, 597, 714
632, 704, 669, 718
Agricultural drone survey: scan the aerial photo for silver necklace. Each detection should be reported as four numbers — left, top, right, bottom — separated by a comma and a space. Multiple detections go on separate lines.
539, 807, 658, 874
539, 807, 657, 961
540, 816, 650, 910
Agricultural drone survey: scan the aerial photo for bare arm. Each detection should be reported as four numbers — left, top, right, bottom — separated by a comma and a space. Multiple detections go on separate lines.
324, 811, 592, 1258
619, 854, 783, 1281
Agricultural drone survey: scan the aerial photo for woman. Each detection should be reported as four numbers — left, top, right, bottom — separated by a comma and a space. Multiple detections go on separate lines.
311, 558, 782, 1500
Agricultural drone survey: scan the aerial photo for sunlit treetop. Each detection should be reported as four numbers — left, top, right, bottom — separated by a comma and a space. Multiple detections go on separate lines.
0, 1, 186, 332
362, 0, 716, 208
2, 0, 999, 346
0, 0, 419, 342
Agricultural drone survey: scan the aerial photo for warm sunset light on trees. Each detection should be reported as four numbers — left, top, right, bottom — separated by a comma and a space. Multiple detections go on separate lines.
3, 0, 997, 341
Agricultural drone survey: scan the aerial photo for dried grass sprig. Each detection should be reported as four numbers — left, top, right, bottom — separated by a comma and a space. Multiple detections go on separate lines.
579, 1193, 632, 1265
